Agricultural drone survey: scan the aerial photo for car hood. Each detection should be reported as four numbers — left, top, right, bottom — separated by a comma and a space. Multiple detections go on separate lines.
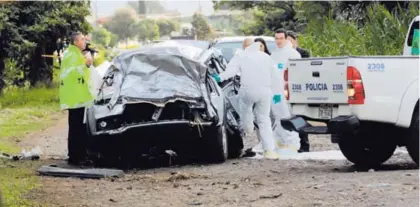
106, 45, 208, 107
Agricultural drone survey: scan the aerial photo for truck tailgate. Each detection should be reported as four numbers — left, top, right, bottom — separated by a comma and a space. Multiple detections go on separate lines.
288, 58, 349, 104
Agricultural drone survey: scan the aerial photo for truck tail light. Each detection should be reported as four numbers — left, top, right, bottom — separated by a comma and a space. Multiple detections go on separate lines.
284, 68, 289, 100
347, 66, 365, 104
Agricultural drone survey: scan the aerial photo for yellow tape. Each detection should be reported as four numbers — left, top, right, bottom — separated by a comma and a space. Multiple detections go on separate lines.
41, 55, 56, 58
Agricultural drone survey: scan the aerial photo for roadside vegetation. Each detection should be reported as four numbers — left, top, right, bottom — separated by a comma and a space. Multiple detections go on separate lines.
0, 65, 60, 207
216, 1, 419, 56
1, 1, 418, 206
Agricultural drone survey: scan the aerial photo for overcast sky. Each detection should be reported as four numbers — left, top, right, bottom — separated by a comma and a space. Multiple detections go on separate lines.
91, 0, 215, 17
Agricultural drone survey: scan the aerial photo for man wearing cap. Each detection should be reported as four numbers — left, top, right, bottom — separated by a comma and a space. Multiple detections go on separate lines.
287, 31, 310, 58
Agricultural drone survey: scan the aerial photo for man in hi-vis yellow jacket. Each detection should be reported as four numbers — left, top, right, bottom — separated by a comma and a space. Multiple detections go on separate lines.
59, 32, 94, 165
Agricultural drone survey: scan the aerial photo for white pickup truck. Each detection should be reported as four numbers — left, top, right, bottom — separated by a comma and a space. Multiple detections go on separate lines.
282, 16, 419, 167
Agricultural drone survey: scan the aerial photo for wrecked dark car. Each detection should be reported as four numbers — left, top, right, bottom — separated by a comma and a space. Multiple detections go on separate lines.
85, 42, 243, 165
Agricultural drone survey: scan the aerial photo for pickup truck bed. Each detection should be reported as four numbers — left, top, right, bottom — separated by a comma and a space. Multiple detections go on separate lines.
282, 56, 419, 167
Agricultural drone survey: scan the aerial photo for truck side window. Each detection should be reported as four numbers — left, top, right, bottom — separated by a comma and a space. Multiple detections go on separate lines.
407, 21, 419, 47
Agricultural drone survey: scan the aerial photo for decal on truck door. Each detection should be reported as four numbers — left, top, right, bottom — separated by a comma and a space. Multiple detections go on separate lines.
292, 84, 302, 92
332, 84, 344, 93
367, 63, 385, 72
305, 83, 328, 91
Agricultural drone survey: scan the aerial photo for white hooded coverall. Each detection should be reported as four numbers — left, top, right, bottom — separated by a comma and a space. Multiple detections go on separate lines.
271, 41, 302, 151
218, 42, 282, 152
251, 41, 302, 154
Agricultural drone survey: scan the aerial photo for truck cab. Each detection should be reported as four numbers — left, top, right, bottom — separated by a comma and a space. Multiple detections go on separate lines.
282, 16, 420, 168
403, 16, 420, 56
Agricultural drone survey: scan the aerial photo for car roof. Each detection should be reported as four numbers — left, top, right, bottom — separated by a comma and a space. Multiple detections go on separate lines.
161, 40, 210, 50
213, 36, 275, 43
117, 43, 205, 62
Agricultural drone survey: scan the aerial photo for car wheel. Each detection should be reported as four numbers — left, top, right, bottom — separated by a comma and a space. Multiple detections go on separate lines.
339, 130, 397, 168
227, 131, 243, 158
203, 125, 228, 163
406, 109, 419, 165
225, 110, 243, 158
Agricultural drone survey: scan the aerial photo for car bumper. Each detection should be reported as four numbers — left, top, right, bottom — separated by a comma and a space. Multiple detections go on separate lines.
92, 120, 213, 136
281, 115, 361, 143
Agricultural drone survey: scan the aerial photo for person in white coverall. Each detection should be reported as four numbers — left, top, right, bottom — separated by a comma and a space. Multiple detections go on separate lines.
212, 42, 282, 159
270, 29, 311, 153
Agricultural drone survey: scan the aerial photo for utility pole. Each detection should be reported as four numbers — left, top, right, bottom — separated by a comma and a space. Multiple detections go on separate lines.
198, 0, 202, 13
95, 0, 98, 27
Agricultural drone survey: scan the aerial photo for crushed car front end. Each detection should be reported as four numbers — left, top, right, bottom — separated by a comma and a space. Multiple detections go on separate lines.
85, 44, 231, 163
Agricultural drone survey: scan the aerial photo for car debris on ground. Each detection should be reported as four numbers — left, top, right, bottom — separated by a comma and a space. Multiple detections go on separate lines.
0, 146, 41, 161
37, 164, 125, 179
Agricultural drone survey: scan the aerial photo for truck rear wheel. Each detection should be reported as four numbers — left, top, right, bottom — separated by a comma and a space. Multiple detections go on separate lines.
406, 110, 419, 165
339, 129, 397, 168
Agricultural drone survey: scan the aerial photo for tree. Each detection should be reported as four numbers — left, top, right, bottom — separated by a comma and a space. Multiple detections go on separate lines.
215, 0, 417, 36
0, 1, 91, 90
109, 33, 119, 48
137, 19, 160, 42
104, 8, 138, 46
191, 12, 214, 40
156, 19, 180, 37
128, 1, 166, 15
92, 27, 112, 47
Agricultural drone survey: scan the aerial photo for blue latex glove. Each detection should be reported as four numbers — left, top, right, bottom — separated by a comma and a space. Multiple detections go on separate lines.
273, 94, 281, 104
211, 74, 221, 83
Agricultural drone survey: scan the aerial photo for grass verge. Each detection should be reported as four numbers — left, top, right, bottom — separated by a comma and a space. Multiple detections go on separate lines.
0, 86, 60, 207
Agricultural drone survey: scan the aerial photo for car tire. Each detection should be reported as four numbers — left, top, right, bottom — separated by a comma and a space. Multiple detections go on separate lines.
227, 130, 243, 158
203, 125, 228, 163
339, 129, 397, 168
406, 109, 419, 165
225, 109, 243, 159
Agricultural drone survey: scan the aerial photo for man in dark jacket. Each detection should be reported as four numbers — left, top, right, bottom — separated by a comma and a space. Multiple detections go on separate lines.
286, 31, 310, 58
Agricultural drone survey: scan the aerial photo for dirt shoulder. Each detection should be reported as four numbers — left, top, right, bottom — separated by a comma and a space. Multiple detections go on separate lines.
21, 117, 419, 207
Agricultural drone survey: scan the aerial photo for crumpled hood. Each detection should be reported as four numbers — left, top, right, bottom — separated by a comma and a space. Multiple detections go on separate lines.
107, 45, 207, 106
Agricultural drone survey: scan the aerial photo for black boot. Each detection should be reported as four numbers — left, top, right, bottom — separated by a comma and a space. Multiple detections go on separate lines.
298, 132, 310, 153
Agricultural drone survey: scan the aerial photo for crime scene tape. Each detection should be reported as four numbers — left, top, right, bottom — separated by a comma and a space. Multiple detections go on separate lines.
41, 54, 56, 58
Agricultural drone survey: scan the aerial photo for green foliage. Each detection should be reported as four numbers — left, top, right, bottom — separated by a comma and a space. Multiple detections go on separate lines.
0, 161, 42, 207
0, 86, 58, 109
214, 1, 307, 35
137, 19, 160, 42
299, 3, 419, 56
0, 85, 60, 206
3, 59, 25, 87
208, 12, 249, 35
216, 0, 416, 37
0, 86, 60, 207
0, 1, 92, 91
109, 33, 119, 48
156, 19, 180, 37
104, 8, 139, 43
92, 45, 114, 67
191, 12, 215, 40
92, 27, 112, 47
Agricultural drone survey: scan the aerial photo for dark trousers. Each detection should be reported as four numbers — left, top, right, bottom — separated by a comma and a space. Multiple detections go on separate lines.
68, 108, 88, 161
299, 132, 310, 151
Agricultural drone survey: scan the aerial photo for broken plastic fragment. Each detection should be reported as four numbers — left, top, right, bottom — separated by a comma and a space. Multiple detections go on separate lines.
20, 146, 42, 160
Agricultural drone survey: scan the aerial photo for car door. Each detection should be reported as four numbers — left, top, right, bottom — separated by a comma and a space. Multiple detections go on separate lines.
206, 56, 225, 125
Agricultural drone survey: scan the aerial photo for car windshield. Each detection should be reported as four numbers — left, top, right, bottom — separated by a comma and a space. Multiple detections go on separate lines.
214, 40, 276, 62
